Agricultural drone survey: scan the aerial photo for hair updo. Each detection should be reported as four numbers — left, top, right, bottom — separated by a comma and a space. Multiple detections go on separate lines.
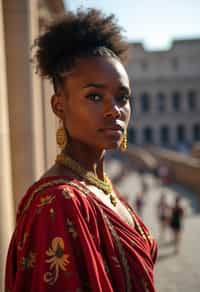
33, 8, 129, 91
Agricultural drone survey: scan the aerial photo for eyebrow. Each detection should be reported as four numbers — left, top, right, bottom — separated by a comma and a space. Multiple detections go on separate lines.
82, 83, 131, 94
82, 83, 106, 89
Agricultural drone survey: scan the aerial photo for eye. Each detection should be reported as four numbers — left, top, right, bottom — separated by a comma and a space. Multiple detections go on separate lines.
117, 94, 131, 104
86, 93, 102, 102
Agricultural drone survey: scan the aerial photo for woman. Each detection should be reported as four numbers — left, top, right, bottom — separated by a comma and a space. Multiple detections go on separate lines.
170, 196, 184, 253
5, 9, 157, 291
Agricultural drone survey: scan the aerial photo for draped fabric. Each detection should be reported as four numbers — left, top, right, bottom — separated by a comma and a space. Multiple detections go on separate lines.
5, 176, 157, 292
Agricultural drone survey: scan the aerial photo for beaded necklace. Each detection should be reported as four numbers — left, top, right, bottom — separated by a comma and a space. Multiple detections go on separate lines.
56, 153, 117, 206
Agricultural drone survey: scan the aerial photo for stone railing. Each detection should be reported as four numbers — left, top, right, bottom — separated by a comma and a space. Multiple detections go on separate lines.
149, 148, 200, 196
126, 146, 200, 197
126, 146, 158, 171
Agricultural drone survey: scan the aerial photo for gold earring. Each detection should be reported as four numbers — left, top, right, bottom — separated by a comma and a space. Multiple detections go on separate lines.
120, 130, 127, 152
56, 119, 67, 150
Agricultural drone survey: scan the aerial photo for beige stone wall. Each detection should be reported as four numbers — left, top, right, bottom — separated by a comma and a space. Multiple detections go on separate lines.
3, 0, 45, 206
0, 0, 15, 289
0, 0, 65, 289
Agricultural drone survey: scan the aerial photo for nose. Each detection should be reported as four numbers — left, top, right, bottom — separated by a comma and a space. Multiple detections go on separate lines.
104, 103, 121, 119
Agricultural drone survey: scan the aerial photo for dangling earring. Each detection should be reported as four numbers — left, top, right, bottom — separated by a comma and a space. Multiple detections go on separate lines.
56, 119, 67, 150
120, 129, 127, 152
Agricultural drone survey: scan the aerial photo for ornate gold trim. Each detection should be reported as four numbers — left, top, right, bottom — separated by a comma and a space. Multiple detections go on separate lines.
18, 179, 71, 221
101, 210, 132, 292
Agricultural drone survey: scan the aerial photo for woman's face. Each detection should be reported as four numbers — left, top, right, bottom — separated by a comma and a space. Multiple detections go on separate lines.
58, 56, 131, 151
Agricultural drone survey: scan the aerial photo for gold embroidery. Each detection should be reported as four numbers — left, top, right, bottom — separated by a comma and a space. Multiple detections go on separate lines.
21, 251, 36, 270
37, 195, 55, 207
49, 208, 55, 220
67, 219, 78, 239
17, 232, 29, 250
62, 188, 74, 199
126, 207, 152, 243
18, 179, 72, 221
67, 181, 88, 197
102, 212, 132, 292
44, 237, 70, 285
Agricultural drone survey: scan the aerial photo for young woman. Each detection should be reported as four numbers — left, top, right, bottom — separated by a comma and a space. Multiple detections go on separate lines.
5, 9, 157, 291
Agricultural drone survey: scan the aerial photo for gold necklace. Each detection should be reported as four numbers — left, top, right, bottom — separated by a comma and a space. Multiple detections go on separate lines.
56, 153, 117, 206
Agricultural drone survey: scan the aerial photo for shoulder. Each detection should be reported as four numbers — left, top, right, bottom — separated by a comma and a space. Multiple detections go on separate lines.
16, 176, 90, 224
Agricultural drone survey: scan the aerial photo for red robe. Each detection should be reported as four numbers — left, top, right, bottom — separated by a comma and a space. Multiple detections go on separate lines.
5, 176, 157, 291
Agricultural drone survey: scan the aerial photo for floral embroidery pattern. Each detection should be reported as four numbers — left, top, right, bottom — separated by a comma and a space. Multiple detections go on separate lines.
62, 188, 74, 199
67, 219, 78, 239
37, 195, 55, 207
17, 232, 29, 250
44, 237, 70, 285
21, 251, 36, 270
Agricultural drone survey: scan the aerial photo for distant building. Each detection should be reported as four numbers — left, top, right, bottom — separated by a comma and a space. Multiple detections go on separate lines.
127, 39, 200, 151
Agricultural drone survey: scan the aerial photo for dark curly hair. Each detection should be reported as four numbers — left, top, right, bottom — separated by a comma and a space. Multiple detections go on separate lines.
33, 8, 129, 91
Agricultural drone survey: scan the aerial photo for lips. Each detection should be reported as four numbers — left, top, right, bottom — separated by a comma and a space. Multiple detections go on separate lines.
97, 124, 124, 140
98, 124, 124, 132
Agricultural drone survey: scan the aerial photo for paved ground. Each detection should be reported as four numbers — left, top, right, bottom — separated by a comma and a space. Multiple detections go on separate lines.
106, 158, 200, 292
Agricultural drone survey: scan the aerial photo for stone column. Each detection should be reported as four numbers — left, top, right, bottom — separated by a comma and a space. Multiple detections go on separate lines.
42, 79, 57, 169
0, 0, 15, 289
3, 0, 45, 206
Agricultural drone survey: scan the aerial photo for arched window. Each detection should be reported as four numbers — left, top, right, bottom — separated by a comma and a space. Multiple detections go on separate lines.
177, 125, 186, 143
160, 126, 170, 145
141, 93, 150, 112
143, 127, 154, 144
193, 124, 200, 141
128, 127, 136, 144
188, 90, 196, 111
157, 93, 166, 112
172, 91, 181, 112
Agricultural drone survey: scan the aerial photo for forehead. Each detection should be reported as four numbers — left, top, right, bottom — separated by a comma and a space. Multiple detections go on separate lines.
65, 56, 130, 89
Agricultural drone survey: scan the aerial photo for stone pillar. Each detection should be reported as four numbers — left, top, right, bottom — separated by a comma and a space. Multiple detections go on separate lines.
28, 0, 46, 182
42, 79, 57, 168
0, 0, 15, 289
3, 0, 45, 206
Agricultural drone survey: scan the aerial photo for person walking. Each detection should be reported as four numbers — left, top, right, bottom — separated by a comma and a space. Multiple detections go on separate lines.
169, 196, 185, 253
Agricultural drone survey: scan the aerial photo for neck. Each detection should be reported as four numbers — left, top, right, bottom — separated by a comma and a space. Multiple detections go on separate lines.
62, 140, 106, 180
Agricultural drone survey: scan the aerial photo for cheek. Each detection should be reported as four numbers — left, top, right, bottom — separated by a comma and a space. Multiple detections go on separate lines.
123, 103, 131, 124
64, 105, 98, 132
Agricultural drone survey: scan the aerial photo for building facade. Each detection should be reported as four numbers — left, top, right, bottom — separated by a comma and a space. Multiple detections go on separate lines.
0, 0, 65, 289
127, 39, 200, 150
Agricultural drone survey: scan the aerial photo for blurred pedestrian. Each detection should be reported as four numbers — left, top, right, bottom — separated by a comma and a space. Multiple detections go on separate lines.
158, 164, 170, 185
135, 192, 145, 218
141, 176, 148, 195
156, 193, 170, 242
169, 196, 185, 253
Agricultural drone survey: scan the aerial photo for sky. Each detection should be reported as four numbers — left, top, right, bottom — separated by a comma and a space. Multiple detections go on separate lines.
64, 0, 200, 51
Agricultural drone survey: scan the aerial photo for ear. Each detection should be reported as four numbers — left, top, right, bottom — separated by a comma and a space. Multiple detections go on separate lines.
51, 94, 65, 120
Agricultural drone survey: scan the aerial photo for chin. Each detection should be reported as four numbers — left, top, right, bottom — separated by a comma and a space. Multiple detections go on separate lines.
104, 141, 121, 150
